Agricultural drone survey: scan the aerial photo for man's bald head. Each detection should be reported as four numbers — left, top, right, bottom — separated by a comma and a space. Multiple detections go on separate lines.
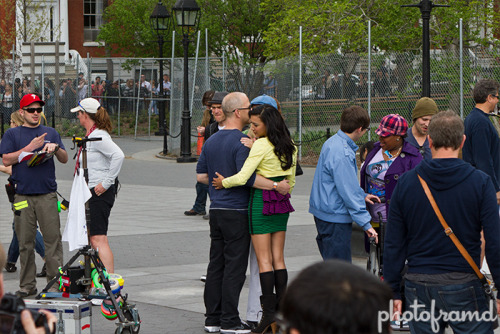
222, 92, 249, 117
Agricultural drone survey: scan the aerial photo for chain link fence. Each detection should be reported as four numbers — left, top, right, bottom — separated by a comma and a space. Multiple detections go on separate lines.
2, 44, 500, 164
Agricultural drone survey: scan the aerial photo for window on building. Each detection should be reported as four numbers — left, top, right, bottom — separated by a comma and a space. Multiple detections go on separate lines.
83, 0, 103, 42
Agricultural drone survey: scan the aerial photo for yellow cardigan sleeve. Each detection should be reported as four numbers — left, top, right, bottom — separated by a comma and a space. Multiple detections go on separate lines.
285, 150, 298, 192
222, 140, 269, 188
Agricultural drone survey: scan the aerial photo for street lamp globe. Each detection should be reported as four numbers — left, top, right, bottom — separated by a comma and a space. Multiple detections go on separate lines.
149, 1, 171, 36
172, 0, 201, 35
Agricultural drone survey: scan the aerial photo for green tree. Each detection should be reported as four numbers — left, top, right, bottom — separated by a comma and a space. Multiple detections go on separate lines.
197, 0, 272, 97
98, 0, 172, 57
99, 0, 273, 97
261, 0, 499, 58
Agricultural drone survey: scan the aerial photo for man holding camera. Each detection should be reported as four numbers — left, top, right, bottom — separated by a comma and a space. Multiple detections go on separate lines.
0, 94, 68, 298
0, 244, 57, 333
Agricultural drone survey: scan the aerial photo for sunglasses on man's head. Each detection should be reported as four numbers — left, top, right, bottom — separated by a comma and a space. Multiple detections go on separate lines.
24, 107, 43, 114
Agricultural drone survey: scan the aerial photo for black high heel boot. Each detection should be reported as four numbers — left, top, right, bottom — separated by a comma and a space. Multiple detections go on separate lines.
251, 294, 277, 334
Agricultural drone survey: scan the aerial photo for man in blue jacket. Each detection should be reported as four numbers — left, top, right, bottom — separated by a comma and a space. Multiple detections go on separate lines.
309, 105, 378, 262
385, 111, 500, 333
463, 79, 500, 204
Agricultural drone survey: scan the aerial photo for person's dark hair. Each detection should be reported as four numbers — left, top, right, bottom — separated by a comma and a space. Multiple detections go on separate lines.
249, 105, 296, 171
87, 106, 112, 133
202, 90, 215, 107
280, 260, 392, 334
201, 90, 216, 127
340, 105, 370, 133
359, 140, 375, 163
44, 78, 55, 90
473, 79, 500, 104
428, 110, 464, 150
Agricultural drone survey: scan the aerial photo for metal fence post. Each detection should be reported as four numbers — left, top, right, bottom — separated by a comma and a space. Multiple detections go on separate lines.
135, 61, 143, 139
368, 20, 372, 141
298, 26, 302, 161
459, 18, 463, 119
190, 30, 201, 115
117, 59, 121, 136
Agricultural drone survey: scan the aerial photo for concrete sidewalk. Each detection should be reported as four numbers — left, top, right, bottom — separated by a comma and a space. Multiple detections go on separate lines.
0, 137, 364, 334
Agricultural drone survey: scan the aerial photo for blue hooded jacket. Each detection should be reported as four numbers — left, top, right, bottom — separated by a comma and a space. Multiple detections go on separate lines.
384, 158, 500, 299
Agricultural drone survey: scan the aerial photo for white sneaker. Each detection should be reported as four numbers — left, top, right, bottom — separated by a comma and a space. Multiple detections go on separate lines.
200, 275, 207, 282
204, 325, 221, 333
390, 320, 410, 331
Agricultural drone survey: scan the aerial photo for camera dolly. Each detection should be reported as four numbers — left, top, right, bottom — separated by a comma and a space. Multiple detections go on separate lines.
36, 135, 141, 334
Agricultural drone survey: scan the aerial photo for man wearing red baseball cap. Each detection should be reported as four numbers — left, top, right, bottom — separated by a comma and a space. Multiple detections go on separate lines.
0, 93, 68, 298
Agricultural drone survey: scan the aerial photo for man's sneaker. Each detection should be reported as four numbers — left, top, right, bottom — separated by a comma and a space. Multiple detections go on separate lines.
184, 209, 206, 216
204, 325, 221, 333
200, 274, 207, 282
390, 320, 410, 331
15, 288, 38, 298
203, 214, 210, 220
5, 262, 17, 272
220, 322, 251, 334
246, 321, 257, 330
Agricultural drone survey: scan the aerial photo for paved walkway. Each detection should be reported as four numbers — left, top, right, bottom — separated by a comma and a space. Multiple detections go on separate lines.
0, 136, 376, 333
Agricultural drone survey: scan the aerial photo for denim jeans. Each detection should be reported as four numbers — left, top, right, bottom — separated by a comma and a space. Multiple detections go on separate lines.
314, 216, 352, 262
405, 279, 494, 334
192, 181, 208, 213
8, 221, 45, 263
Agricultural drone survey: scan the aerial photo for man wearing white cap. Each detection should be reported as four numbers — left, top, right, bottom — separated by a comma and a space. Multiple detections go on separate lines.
0, 93, 68, 298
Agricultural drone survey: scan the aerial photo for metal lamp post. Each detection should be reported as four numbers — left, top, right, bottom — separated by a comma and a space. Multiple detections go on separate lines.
173, 0, 200, 163
150, 1, 171, 155
402, 0, 449, 97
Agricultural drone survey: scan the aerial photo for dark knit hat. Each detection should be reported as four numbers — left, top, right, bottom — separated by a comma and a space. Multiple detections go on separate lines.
209, 91, 229, 104
412, 97, 438, 121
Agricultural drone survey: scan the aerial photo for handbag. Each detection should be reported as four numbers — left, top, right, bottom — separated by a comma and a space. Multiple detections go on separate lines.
418, 174, 499, 328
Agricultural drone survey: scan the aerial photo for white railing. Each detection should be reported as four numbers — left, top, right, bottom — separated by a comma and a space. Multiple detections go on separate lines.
68, 49, 88, 78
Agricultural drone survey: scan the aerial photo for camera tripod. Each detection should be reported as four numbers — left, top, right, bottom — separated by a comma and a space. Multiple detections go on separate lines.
37, 135, 140, 334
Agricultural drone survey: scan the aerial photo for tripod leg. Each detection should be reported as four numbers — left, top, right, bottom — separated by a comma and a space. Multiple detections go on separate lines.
37, 246, 91, 299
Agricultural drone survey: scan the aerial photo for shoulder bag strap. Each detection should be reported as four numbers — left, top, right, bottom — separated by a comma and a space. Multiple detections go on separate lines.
417, 174, 485, 281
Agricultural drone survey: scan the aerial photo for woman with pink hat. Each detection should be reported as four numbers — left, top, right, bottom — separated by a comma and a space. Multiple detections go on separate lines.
360, 113, 422, 329
361, 114, 422, 222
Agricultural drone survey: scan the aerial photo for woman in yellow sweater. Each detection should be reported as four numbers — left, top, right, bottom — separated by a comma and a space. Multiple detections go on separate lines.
213, 104, 297, 334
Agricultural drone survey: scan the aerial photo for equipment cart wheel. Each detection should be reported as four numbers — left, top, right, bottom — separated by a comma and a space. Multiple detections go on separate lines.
124, 309, 141, 334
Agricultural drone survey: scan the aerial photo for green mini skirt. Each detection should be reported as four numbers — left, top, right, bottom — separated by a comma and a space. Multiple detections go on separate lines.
248, 176, 289, 235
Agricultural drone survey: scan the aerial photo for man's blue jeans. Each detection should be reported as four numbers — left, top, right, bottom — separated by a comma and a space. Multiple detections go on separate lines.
405, 279, 494, 334
192, 181, 208, 213
314, 216, 352, 262
8, 221, 45, 263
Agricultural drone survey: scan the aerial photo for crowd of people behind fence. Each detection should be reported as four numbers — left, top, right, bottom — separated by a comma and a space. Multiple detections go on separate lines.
0, 73, 172, 121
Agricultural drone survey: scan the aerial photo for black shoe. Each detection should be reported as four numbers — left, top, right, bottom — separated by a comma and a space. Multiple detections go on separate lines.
246, 321, 257, 330
15, 288, 38, 298
220, 322, 251, 334
184, 209, 206, 216
36, 263, 46, 277
5, 262, 17, 272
